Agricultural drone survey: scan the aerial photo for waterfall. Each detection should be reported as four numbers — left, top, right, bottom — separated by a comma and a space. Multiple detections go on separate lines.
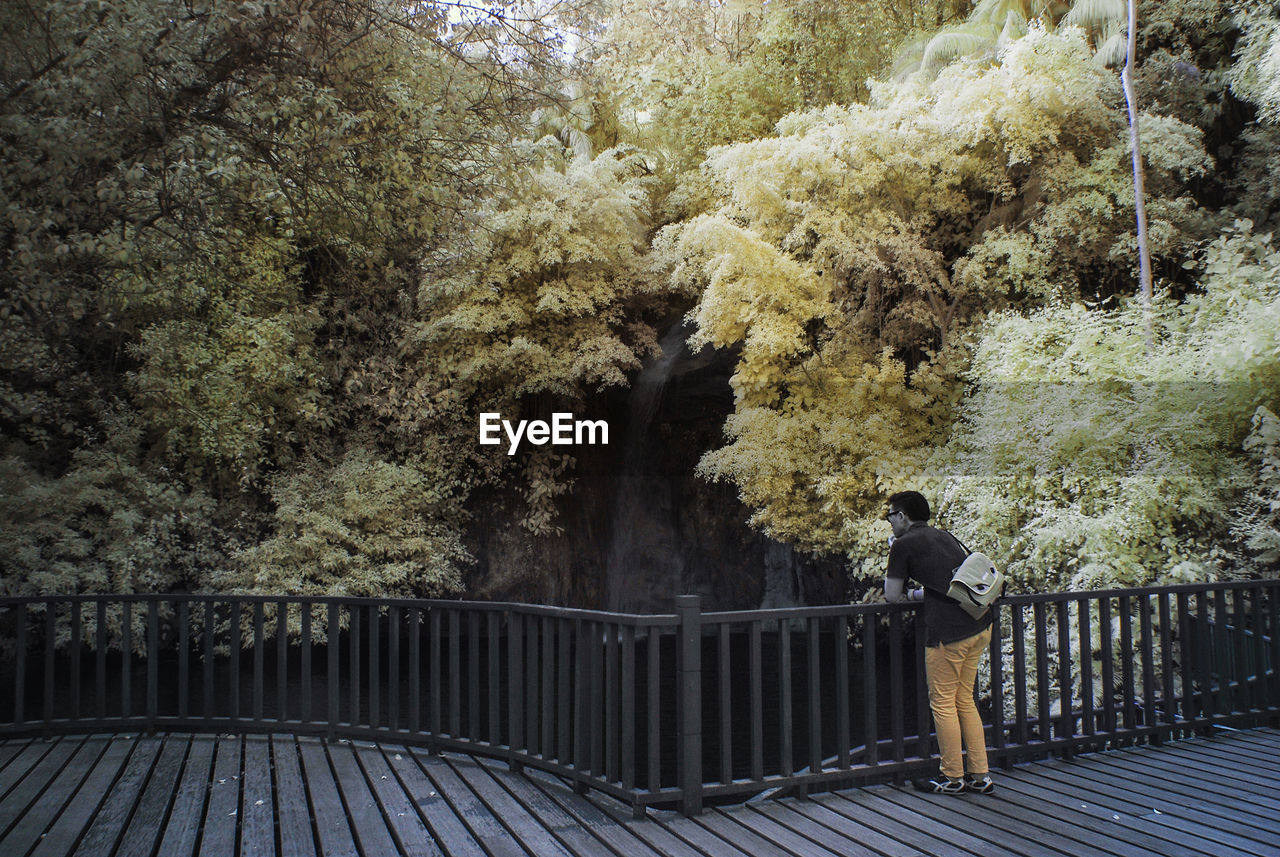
604, 320, 690, 612
759, 539, 803, 609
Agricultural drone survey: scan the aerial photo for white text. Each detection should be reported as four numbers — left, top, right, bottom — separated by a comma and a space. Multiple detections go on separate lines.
479, 412, 609, 455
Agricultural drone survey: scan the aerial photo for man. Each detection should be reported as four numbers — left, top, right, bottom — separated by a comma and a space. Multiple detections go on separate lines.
883, 490, 995, 795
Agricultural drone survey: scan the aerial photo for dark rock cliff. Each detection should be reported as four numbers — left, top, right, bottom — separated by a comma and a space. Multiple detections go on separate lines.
464, 321, 847, 612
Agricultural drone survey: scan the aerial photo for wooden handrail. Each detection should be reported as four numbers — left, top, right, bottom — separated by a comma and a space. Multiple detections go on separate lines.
2, 579, 1278, 816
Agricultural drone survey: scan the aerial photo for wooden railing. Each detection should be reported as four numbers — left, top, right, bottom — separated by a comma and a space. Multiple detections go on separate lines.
1, 580, 1277, 816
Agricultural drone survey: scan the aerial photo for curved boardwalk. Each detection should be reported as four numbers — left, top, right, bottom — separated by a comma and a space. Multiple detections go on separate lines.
1, 728, 1277, 857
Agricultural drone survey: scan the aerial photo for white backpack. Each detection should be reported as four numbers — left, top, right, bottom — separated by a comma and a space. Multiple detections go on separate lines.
944, 533, 1005, 619
947, 552, 1004, 619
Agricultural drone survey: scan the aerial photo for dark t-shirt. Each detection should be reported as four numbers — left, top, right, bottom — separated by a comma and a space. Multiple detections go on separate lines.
886, 522, 993, 646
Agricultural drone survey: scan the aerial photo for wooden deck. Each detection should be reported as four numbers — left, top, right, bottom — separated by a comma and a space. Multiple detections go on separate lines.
1, 728, 1277, 857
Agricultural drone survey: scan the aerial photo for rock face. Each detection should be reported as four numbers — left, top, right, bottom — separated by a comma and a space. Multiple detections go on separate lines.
466, 320, 846, 613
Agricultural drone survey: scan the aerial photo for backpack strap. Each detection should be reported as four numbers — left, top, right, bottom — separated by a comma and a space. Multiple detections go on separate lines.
933, 528, 971, 606
942, 529, 971, 556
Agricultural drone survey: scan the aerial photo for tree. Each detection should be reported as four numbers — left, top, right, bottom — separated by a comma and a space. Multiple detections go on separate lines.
1230, 0, 1280, 123
1235, 406, 1280, 572
0, 0, 593, 593
1227, 1, 1280, 233
365, 146, 666, 535
935, 222, 1280, 590
234, 447, 468, 599
1, 0, 582, 486
1121, 0, 1154, 342
656, 27, 1213, 562
592, 0, 960, 217
0, 411, 224, 597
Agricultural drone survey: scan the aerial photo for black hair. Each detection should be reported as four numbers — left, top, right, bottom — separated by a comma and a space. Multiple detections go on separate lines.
887, 490, 930, 522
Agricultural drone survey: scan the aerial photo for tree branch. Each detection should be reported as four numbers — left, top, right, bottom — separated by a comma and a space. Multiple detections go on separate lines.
1122, 0, 1153, 349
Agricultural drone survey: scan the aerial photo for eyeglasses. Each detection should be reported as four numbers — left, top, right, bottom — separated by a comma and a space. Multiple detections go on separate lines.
886, 510, 904, 521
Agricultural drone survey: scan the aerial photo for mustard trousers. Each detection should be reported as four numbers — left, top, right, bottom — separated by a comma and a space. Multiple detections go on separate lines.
924, 626, 992, 779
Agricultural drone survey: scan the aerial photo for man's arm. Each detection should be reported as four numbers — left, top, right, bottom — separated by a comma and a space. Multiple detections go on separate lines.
884, 577, 924, 602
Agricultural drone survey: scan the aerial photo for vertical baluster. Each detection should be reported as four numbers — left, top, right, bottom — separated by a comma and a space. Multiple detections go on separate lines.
302, 604, 313, 724
122, 601, 133, 721
228, 601, 240, 724
253, 602, 264, 723
507, 612, 523, 751
1213, 588, 1230, 717
1158, 592, 1175, 727
1012, 604, 1028, 746
621, 624, 636, 790
1139, 594, 1157, 735
590, 620, 605, 777
1195, 591, 1212, 722
989, 604, 1006, 761
468, 611, 480, 740
177, 601, 189, 723
556, 616, 570, 758
1270, 583, 1280, 710
1079, 599, 1095, 741
542, 616, 555, 759
1247, 586, 1264, 714
1033, 602, 1050, 744
605, 622, 618, 779
449, 609, 461, 739
408, 607, 421, 735
675, 597, 702, 817
835, 616, 850, 770
888, 610, 904, 764
349, 606, 361, 726
1238, 588, 1254, 713
914, 618, 929, 761
572, 617, 586, 773
429, 607, 441, 737
44, 600, 56, 728
1056, 600, 1072, 744
203, 601, 214, 721
147, 600, 158, 731
389, 605, 400, 733
1230, 588, 1248, 714
718, 623, 732, 784
582, 618, 597, 775
648, 624, 662, 791
528, 614, 541, 758
491, 612, 503, 746
862, 614, 878, 768
327, 603, 340, 735
779, 618, 793, 777
369, 605, 380, 730
1176, 592, 1194, 726
71, 601, 82, 721
1099, 598, 1115, 736
277, 600, 289, 724
740, 621, 758, 781
1119, 594, 1135, 732
808, 617, 822, 777
15, 604, 27, 726
96, 602, 108, 724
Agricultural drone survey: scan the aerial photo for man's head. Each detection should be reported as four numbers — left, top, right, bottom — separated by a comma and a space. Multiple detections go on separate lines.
886, 491, 930, 537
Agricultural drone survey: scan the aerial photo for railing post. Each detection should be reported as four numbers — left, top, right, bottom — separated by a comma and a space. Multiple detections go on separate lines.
1269, 581, 1280, 717
676, 595, 703, 816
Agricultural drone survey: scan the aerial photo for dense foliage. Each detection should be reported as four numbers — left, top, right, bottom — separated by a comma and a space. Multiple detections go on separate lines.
662, 26, 1214, 563
1, 0, 593, 599
2, 0, 1278, 604
936, 223, 1280, 592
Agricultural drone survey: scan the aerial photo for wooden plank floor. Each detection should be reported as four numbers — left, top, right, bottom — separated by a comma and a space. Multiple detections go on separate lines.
1, 728, 1277, 857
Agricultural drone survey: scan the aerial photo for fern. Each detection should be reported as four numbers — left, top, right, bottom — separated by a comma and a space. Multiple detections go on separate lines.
1062, 0, 1126, 32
